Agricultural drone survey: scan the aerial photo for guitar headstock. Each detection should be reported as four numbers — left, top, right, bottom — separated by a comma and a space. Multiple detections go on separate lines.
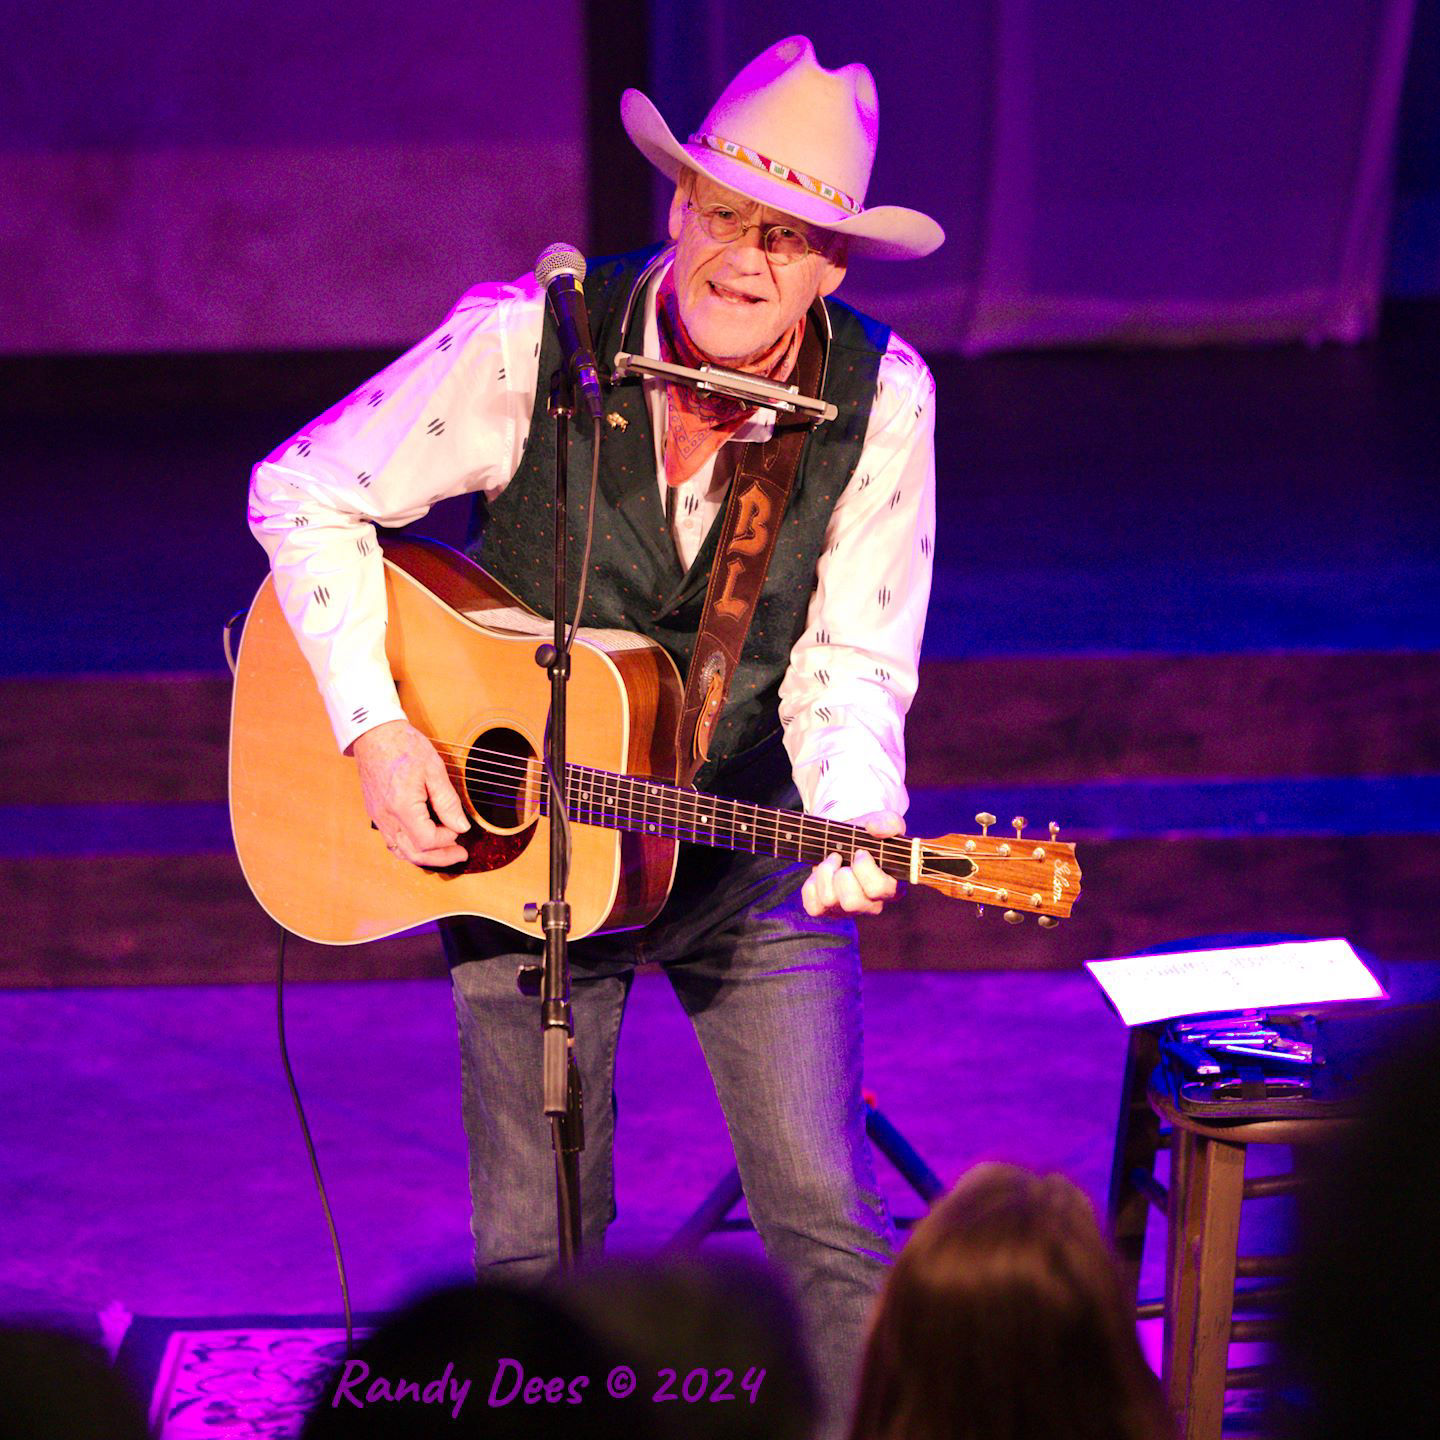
911, 814, 1081, 926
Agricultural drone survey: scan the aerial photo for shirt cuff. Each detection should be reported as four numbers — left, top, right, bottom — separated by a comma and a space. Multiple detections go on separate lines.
789, 726, 910, 823
803, 769, 909, 825
323, 675, 409, 755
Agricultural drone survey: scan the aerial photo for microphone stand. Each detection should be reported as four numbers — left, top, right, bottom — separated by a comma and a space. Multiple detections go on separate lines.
534, 361, 584, 1269
529, 328, 832, 1266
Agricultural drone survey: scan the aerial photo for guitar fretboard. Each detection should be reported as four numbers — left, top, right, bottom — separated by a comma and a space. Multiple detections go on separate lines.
544, 763, 913, 875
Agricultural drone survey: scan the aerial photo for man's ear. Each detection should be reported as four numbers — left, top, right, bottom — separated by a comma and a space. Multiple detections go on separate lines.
667, 171, 694, 243
817, 246, 848, 298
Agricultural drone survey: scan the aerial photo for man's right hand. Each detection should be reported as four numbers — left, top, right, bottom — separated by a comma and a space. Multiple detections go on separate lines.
351, 719, 471, 868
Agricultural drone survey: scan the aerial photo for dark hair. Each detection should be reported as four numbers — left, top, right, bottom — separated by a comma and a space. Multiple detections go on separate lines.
1285, 1010, 1440, 1437
849, 1163, 1170, 1440
557, 1253, 816, 1440
301, 1281, 663, 1439
0, 1325, 149, 1440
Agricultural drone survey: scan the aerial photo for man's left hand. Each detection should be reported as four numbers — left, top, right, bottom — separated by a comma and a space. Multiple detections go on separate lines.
801, 810, 905, 918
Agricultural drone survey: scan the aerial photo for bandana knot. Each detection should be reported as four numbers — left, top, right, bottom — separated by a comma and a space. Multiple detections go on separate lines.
655, 269, 805, 487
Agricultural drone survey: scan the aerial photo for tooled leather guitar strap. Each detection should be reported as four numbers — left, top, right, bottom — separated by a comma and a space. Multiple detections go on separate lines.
675, 319, 824, 788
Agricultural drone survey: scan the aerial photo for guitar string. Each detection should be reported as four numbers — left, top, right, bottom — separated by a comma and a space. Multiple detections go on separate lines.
427, 767, 1024, 900
424, 764, 1043, 902
421, 739, 1021, 858
424, 733, 1031, 862
435, 787, 1041, 894
413, 772, 1031, 904
436, 761, 902, 858
431, 753, 912, 864
415, 753, 1050, 899
411, 739, 1058, 883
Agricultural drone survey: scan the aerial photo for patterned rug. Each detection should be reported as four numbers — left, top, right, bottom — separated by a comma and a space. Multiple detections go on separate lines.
118, 1316, 372, 1439
113, 1312, 1272, 1436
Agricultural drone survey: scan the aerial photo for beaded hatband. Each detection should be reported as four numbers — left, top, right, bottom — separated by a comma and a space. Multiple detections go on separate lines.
688, 131, 863, 217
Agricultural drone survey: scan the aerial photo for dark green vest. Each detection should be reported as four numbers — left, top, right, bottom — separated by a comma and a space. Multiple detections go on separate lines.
468, 246, 888, 795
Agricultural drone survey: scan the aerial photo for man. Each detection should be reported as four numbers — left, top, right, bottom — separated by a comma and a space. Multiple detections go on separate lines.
249, 36, 942, 1435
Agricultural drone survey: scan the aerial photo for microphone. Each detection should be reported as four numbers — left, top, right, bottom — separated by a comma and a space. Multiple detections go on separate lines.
534, 243, 605, 421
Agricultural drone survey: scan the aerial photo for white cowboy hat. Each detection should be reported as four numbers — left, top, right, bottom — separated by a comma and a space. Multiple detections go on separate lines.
621, 35, 944, 261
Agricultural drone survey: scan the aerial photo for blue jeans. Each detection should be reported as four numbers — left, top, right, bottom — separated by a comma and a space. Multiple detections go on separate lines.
443, 846, 894, 1436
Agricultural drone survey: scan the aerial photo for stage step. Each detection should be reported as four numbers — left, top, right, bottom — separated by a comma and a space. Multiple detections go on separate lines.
2, 654, 1435, 986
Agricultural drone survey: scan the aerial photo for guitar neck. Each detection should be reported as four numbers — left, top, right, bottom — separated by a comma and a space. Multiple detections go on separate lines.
555, 763, 913, 875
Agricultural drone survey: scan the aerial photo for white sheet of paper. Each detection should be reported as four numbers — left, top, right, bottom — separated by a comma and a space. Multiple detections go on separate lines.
1084, 938, 1386, 1027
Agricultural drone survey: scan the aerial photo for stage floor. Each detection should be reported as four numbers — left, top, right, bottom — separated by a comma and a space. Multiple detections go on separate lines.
3, 968, 1142, 1325
11, 961, 1439, 1436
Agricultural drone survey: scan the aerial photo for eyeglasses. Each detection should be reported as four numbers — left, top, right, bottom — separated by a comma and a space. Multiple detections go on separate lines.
683, 202, 823, 266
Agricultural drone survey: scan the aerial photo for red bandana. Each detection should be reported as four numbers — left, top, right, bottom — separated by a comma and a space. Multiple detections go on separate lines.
655, 269, 806, 488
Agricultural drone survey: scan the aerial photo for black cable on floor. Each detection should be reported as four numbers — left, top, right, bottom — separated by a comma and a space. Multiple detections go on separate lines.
275, 924, 353, 1354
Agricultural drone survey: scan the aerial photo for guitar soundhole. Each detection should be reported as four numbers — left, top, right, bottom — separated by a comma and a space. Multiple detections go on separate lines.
463, 727, 540, 834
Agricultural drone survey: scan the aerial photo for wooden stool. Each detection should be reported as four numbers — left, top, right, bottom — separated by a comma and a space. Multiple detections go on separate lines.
1107, 1022, 1363, 1439
1106, 993, 1439, 1438
1148, 1086, 1353, 1439
1107, 1023, 1164, 1308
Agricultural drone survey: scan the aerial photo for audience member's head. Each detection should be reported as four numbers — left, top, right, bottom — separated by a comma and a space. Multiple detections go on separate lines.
0, 1324, 149, 1440
849, 1162, 1170, 1440
1287, 1008, 1440, 1438
558, 1252, 816, 1440
300, 1279, 662, 1438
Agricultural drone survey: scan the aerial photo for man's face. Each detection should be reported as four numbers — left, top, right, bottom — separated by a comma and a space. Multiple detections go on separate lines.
666, 173, 847, 364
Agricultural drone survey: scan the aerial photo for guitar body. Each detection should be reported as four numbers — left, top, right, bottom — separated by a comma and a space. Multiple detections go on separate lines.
229, 538, 683, 945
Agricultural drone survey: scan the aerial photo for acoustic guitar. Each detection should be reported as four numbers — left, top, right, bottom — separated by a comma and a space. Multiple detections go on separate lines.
229, 537, 1081, 945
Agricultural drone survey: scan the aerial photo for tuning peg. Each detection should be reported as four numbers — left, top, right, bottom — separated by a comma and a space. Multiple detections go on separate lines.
1048, 822, 1060, 840
976, 812, 996, 835
1012, 816, 1027, 837
1003, 909, 1024, 924
1038, 915, 1059, 930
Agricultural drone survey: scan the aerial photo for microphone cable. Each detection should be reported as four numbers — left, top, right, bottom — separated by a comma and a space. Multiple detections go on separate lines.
222, 608, 353, 1351
248, 322, 602, 1326
545, 415, 604, 887
274, 923, 354, 1354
